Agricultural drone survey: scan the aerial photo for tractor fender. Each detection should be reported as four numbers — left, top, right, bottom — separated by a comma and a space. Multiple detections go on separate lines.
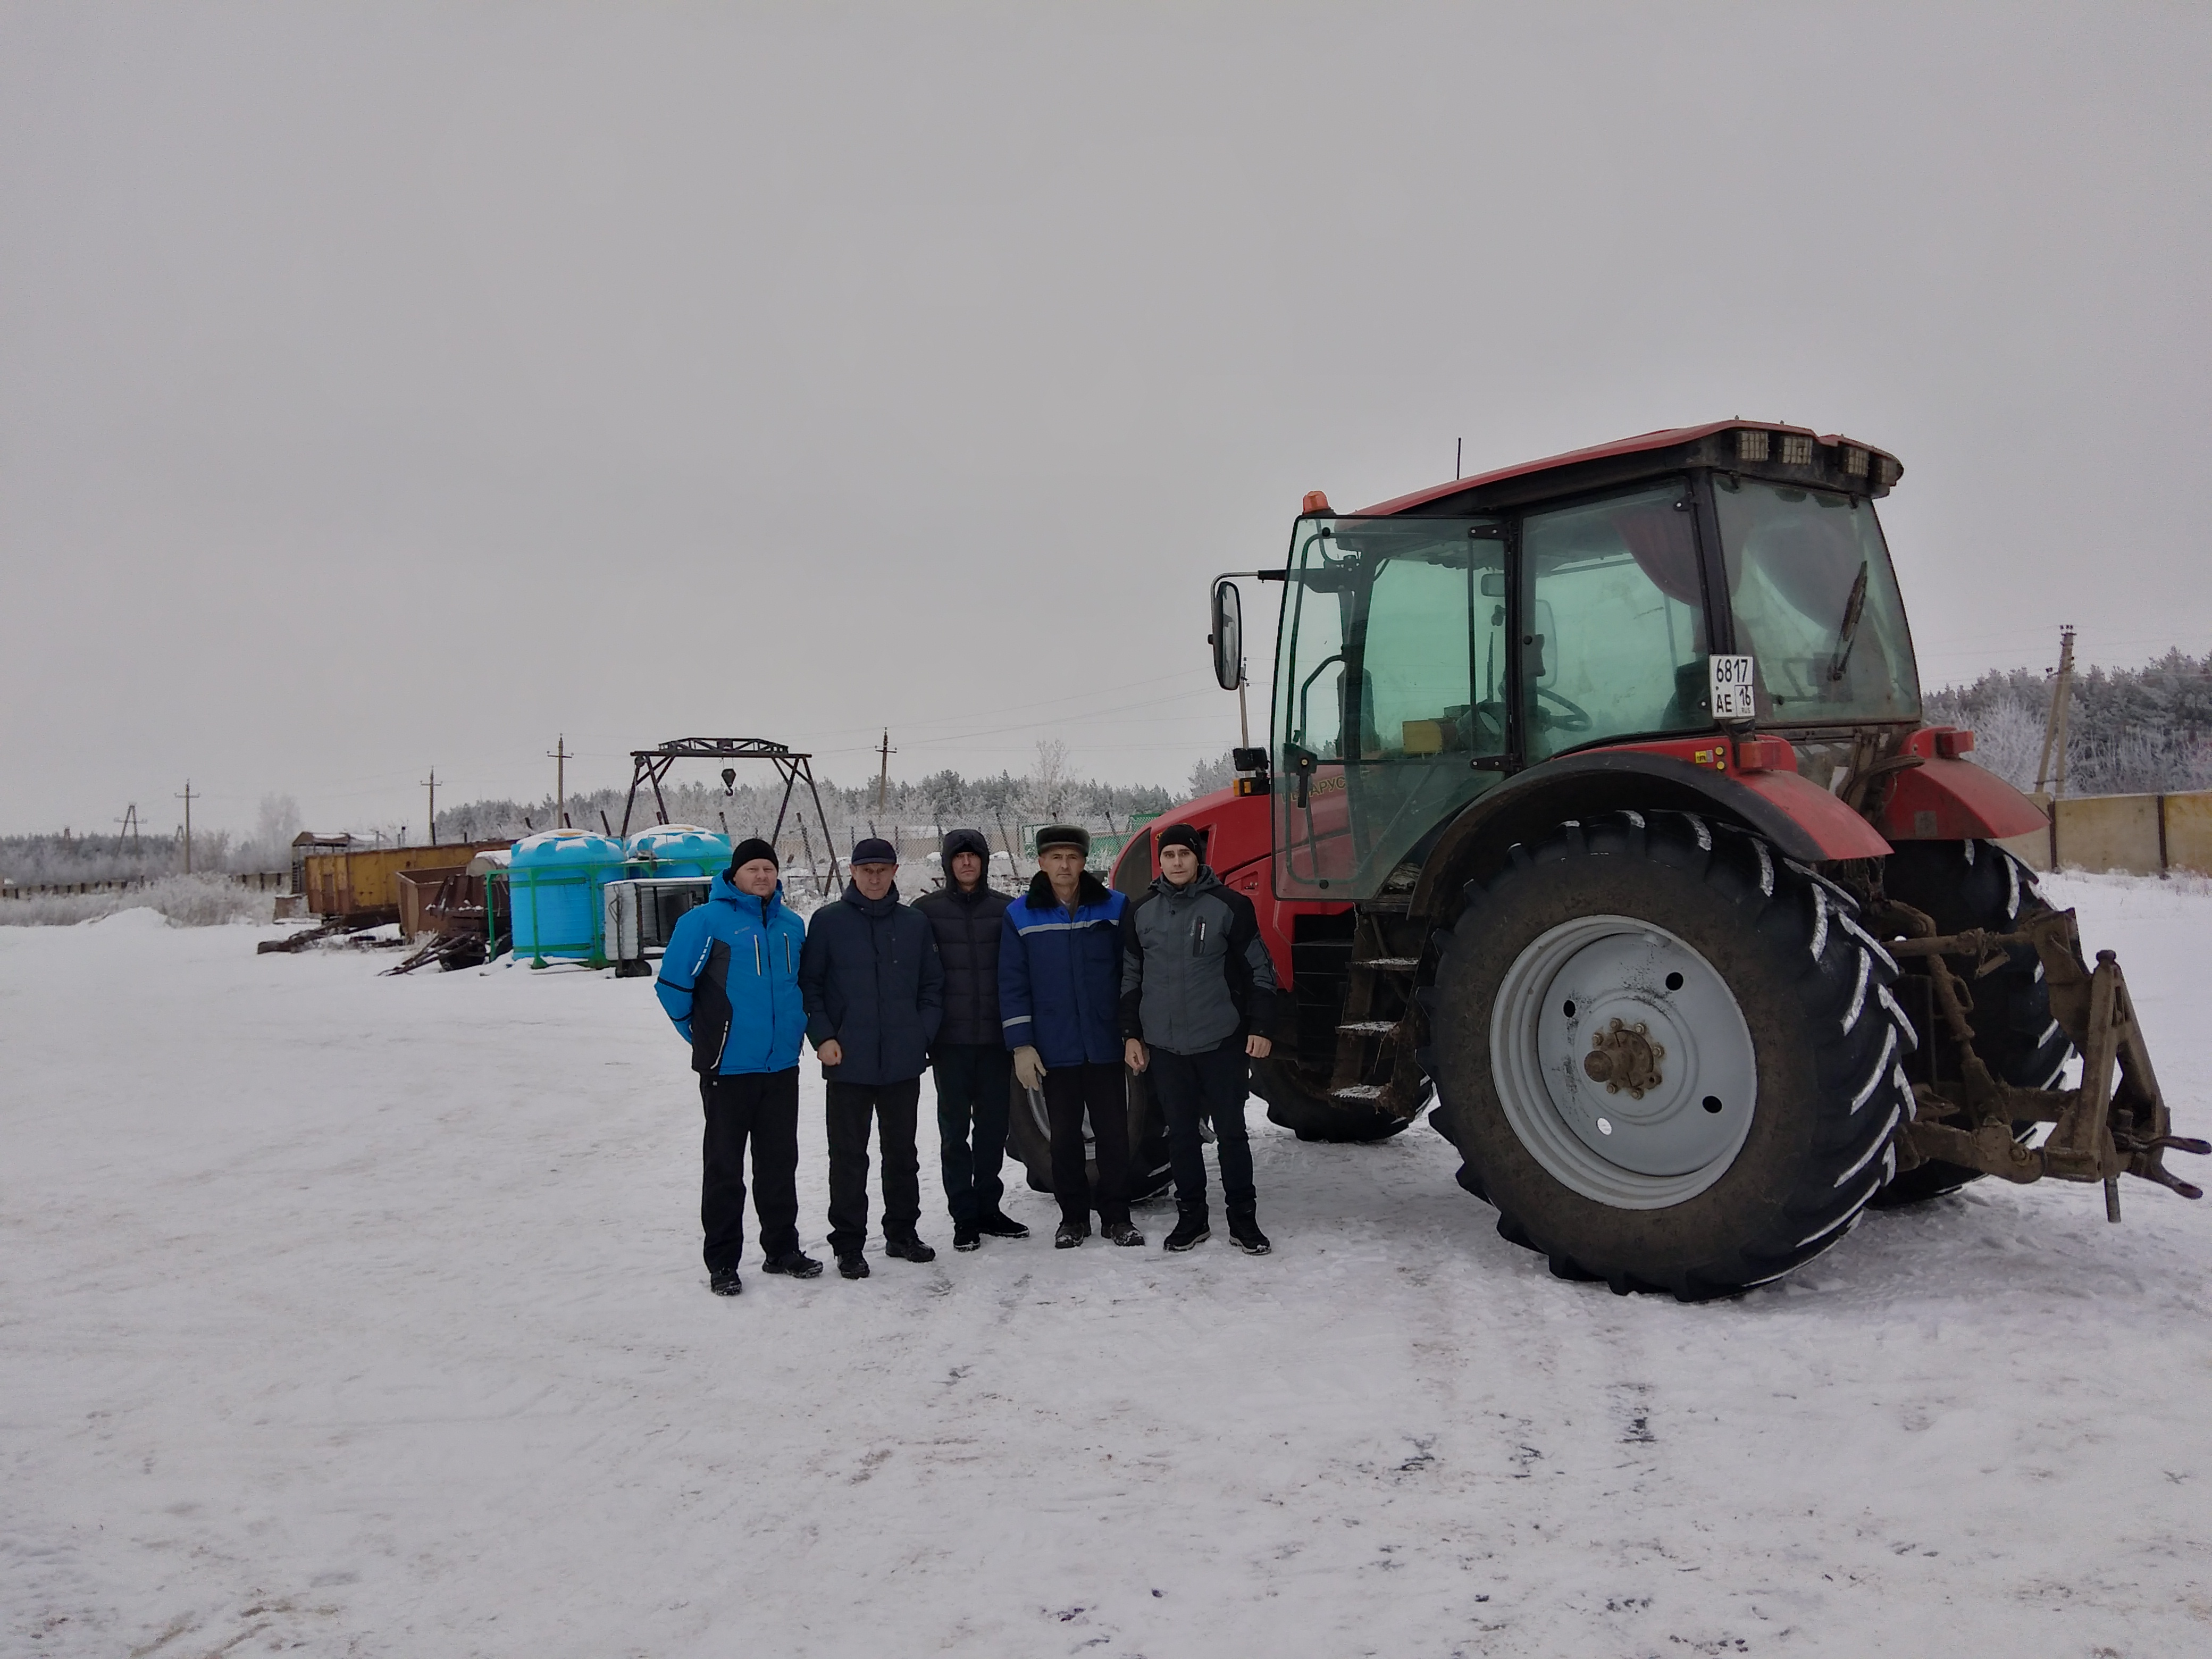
1408, 742, 1892, 920
1876, 730, 2048, 841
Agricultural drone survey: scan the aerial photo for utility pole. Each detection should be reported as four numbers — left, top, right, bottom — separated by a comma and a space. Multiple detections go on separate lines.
876, 729, 895, 817
1456, 436, 1462, 480
422, 767, 438, 846
2035, 625, 2077, 800
175, 781, 197, 875
547, 736, 571, 828
116, 804, 139, 852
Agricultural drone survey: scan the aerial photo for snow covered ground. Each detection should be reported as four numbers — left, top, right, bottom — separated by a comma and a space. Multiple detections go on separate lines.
4, 872, 2210, 1657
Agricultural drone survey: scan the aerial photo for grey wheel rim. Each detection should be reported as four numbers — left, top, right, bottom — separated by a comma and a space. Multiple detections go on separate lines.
1488, 914, 1757, 1209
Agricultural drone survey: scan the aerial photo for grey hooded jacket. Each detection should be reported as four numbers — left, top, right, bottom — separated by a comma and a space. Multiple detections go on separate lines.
1118, 867, 1279, 1056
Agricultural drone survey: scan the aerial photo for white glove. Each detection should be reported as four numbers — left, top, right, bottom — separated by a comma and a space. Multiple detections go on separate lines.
1013, 1045, 1047, 1092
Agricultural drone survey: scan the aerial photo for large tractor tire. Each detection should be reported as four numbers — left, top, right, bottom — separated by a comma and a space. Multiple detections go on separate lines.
1871, 838, 2075, 1207
1251, 1053, 1417, 1144
1421, 812, 1916, 1300
1003, 1067, 1175, 1203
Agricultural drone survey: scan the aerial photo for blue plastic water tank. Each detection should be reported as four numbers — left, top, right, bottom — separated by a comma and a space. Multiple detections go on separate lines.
624, 824, 734, 879
509, 829, 630, 962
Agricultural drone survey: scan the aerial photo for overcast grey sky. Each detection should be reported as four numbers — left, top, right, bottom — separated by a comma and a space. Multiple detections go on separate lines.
4, 2, 2208, 837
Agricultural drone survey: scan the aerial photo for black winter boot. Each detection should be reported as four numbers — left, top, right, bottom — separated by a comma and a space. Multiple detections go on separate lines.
1103, 1220, 1145, 1247
1054, 1219, 1089, 1249
709, 1266, 743, 1296
1228, 1209, 1271, 1255
763, 1250, 823, 1279
953, 1221, 981, 1252
976, 1212, 1031, 1240
837, 1252, 870, 1279
1164, 1212, 1210, 1253
885, 1234, 937, 1263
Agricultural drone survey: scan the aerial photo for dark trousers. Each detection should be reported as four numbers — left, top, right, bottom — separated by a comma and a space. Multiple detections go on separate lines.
1041, 1061, 1130, 1229
825, 1076, 923, 1255
1147, 1041, 1256, 1217
699, 1068, 802, 1271
932, 1043, 1012, 1225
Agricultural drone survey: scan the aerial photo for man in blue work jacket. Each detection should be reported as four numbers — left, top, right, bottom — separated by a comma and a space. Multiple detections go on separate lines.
1000, 824, 1144, 1250
656, 838, 823, 1296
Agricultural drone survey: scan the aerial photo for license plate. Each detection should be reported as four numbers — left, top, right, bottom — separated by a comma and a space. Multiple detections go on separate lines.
1709, 655, 1757, 719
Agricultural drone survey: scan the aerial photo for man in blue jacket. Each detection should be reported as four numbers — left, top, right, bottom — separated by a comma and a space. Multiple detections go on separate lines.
800, 838, 945, 1279
1000, 824, 1144, 1250
656, 839, 823, 1296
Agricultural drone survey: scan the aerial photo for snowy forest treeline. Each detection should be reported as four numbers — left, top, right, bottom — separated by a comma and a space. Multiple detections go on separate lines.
8, 651, 2208, 886
1926, 648, 2212, 797
431, 740, 1194, 855
0, 744, 1218, 886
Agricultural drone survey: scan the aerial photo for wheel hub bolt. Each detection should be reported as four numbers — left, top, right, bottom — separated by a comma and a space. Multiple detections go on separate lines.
1583, 1017, 1666, 1099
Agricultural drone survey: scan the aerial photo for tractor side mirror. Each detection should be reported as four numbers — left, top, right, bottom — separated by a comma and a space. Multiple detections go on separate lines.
1210, 580, 1244, 691
1479, 571, 1506, 598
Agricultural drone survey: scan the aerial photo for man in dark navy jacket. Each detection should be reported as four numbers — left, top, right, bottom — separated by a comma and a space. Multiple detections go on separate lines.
1000, 824, 1144, 1250
656, 839, 823, 1296
913, 828, 1025, 1252
799, 837, 945, 1279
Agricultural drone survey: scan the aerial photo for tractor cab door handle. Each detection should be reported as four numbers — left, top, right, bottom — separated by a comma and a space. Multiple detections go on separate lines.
1285, 744, 1319, 810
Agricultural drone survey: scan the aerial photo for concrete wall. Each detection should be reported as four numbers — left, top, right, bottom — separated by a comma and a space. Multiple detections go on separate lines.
1993, 790, 2212, 876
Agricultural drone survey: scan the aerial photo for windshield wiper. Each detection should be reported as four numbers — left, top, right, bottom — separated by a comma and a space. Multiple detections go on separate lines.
1827, 560, 1870, 682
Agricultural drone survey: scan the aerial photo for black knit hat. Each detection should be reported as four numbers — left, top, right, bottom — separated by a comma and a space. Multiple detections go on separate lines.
728, 836, 779, 872
1156, 824, 1203, 856
1033, 824, 1090, 856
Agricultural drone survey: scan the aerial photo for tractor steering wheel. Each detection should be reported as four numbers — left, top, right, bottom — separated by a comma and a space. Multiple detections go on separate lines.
1534, 685, 1593, 733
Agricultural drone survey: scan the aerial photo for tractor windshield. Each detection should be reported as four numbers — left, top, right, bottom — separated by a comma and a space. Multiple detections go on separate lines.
1271, 515, 1507, 900
1712, 479, 1921, 725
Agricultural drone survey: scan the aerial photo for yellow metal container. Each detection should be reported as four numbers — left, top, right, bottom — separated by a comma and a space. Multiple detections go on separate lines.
302, 842, 509, 920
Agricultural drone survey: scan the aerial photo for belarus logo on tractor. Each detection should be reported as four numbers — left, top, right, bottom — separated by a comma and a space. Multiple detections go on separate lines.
1112, 421, 2204, 1299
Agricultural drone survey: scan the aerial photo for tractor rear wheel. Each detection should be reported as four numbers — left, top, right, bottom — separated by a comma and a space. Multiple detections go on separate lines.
1422, 812, 1914, 1299
1251, 1053, 1416, 1144
1872, 839, 2074, 1206
1003, 1068, 1175, 1203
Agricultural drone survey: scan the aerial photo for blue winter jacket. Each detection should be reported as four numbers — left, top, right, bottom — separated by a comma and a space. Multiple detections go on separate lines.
656, 874, 809, 1075
999, 870, 1127, 1068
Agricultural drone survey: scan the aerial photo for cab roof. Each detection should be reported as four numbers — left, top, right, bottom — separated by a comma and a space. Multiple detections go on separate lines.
1355, 421, 1901, 516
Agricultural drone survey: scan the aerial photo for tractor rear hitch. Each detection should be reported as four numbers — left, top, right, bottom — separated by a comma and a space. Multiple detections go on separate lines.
1874, 902, 2204, 1218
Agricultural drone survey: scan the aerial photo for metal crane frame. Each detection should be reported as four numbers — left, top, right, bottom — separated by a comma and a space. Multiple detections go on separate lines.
618, 738, 842, 892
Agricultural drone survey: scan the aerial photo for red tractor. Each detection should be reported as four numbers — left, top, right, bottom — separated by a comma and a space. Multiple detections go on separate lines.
1008, 423, 2203, 1297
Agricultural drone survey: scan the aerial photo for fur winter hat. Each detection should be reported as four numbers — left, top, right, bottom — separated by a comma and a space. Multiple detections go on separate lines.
1033, 824, 1091, 856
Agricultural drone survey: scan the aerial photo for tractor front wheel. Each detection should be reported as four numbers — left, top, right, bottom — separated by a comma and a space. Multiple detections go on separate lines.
1002, 1068, 1175, 1203
1251, 1052, 1416, 1144
1872, 839, 2074, 1206
1423, 812, 1915, 1298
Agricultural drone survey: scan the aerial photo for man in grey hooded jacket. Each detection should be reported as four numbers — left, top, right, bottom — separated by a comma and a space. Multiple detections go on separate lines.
1119, 823, 1280, 1254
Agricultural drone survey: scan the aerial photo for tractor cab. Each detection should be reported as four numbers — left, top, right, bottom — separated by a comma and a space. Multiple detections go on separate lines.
1231, 423, 1923, 902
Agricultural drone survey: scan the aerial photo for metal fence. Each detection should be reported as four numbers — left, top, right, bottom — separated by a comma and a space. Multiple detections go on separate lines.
1998, 790, 2212, 877
0, 870, 289, 901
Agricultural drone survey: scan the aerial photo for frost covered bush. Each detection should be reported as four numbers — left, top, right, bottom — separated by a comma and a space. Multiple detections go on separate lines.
0, 875, 274, 928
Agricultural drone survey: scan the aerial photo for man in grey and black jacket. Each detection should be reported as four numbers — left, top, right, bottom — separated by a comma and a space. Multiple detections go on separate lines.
1119, 823, 1280, 1254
